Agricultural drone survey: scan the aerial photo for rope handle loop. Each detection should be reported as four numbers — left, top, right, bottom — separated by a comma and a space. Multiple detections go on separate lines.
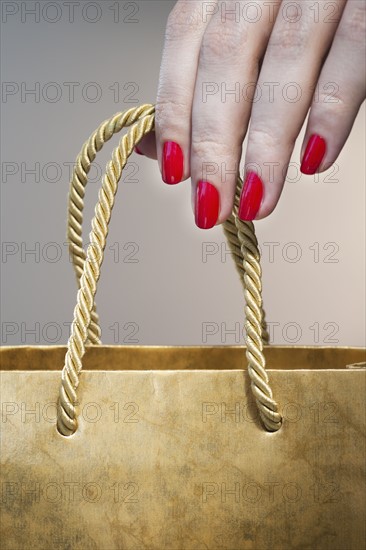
58, 104, 282, 436
67, 104, 155, 345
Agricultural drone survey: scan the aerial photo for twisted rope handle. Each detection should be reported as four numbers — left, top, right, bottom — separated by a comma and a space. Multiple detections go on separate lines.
223, 190, 280, 430
58, 105, 281, 435
222, 185, 270, 345
67, 104, 155, 345
58, 110, 154, 435
67, 106, 270, 345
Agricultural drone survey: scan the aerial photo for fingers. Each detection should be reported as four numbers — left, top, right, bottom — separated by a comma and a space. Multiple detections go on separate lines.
300, 0, 366, 174
239, 0, 346, 220
155, 0, 213, 184
190, 1, 280, 228
155, 0, 363, 226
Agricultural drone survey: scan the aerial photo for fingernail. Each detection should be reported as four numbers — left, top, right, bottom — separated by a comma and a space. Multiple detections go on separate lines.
195, 180, 220, 229
300, 134, 326, 175
162, 141, 184, 184
238, 172, 263, 221
135, 146, 143, 155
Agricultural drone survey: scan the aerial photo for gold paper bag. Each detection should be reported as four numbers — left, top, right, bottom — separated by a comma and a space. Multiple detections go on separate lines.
1, 346, 365, 550
1, 105, 365, 550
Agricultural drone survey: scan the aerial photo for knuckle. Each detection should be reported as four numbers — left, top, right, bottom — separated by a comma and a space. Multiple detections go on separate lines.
191, 134, 235, 161
200, 20, 249, 61
166, 1, 204, 41
338, 3, 366, 44
313, 92, 352, 122
155, 95, 189, 131
267, 22, 310, 57
316, 89, 345, 107
248, 127, 280, 150
249, 126, 295, 152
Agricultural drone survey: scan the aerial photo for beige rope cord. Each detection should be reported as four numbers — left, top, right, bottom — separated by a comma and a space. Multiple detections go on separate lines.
67, 104, 155, 345
59, 104, 282, 436
222, 198, 270, 345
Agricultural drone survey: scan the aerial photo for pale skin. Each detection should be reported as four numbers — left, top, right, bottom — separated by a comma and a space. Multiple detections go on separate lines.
136, 0, 366, 228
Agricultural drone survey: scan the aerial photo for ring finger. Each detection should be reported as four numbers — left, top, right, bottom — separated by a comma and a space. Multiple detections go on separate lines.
240, 0, 346, 220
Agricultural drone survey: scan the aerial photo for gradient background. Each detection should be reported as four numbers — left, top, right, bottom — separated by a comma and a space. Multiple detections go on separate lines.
1, 0, 365, 347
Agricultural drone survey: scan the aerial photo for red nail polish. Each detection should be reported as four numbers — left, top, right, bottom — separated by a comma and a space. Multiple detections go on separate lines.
301, 134, 326, 175
162, 141, 183, 184
135, 146, 143, 155
238, 172, 263, 221
195, 180, 219, 229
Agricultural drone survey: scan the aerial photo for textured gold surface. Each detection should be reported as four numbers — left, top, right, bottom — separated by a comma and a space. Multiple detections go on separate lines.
1, 344, 365, 371
1, 345, 365, 549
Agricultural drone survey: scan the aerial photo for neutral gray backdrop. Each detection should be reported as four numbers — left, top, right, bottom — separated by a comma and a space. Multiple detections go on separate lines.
1, 0, 365, 347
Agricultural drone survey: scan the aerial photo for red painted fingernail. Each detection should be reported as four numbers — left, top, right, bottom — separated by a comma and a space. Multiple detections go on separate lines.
195, 180, 220, 229
135, 146, 143, 155
300, 134, 326, 175
162, 141, 184, 184
238, 172, 263, 221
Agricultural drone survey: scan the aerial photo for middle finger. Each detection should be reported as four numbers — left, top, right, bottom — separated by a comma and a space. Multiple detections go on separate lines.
191, 0, 281, 228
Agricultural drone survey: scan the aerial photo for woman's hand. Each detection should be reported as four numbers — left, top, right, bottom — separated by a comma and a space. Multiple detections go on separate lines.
136, 0, 365, 228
